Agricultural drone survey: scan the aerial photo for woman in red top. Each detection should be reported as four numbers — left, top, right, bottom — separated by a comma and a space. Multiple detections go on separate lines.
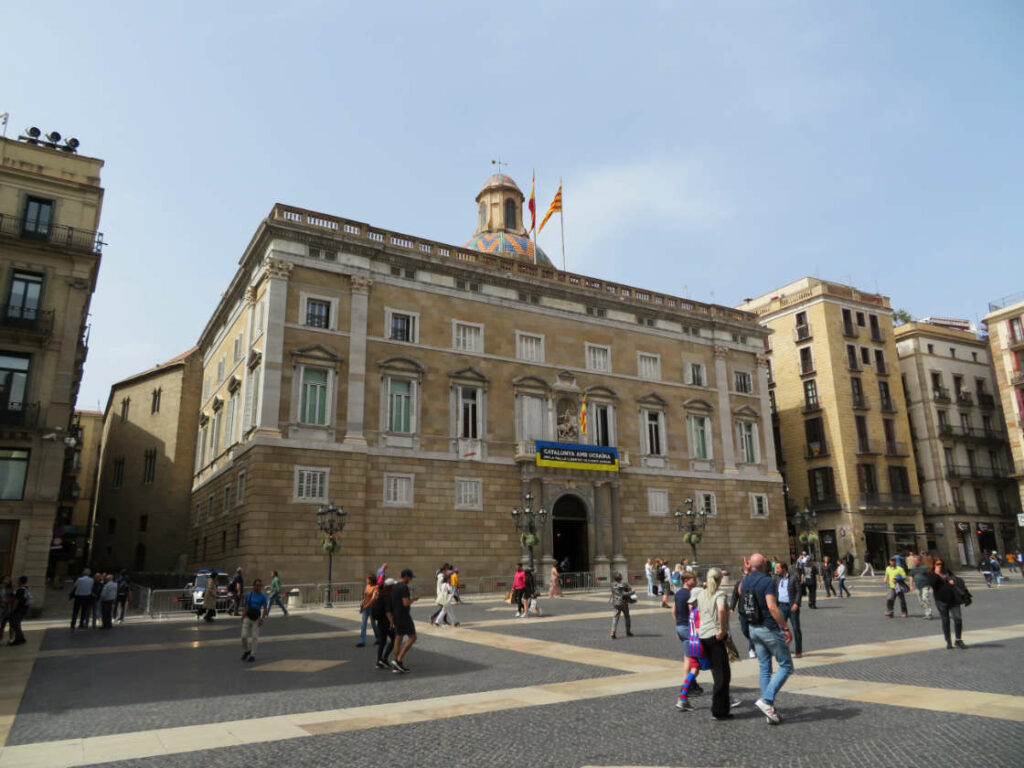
511, 564, 527, 617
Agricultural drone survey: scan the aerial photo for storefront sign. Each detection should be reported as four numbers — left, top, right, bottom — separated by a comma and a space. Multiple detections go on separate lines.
535, 441, 619, 472
1018, 513, 1024, 528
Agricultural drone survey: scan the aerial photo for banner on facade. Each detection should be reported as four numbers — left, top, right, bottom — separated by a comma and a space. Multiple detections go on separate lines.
535, 441, 619, 472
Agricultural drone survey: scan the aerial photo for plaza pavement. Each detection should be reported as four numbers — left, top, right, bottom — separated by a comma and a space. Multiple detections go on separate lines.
0, 574, 1021, 768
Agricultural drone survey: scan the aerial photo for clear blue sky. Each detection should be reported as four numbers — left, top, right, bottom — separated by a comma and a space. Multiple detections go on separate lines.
3, 1, 1022, 410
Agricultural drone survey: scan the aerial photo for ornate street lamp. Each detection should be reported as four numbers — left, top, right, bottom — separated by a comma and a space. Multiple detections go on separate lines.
793, 505, 819, 559
316, 502, 347, 607
674, 497, 709, 565
511, 491, 547, 572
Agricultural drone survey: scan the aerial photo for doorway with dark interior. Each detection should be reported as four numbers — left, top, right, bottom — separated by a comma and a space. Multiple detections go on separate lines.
552, 494, 589, 588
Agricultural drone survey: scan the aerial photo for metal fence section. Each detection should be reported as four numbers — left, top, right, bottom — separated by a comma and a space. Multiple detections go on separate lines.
469, 571, 599, 598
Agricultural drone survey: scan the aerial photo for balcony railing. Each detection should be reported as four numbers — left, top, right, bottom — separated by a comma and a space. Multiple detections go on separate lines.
941, 425, 1006, 441
946, 464, 1007, 480
0, 211, 104, 254
847, 358, 861, 371
885, 440, 909, 457
852, 395, 870, 410
801, 400, 822, 414
978, 393, 996, 408
799, 361, 816, 376
805, 440, 829, 459
956, 391, 974, 406
0, 304, 54, 337
875, 361, 889, 376
952, 503, 978, 516
859, 492, 922, 509
933, 387, 951, 403
0, 402, 40, 427
805, 494, 842, 512
1009, 335, 1024, 352
794, 325, 812, 342
842, 321, 858, 338
856, 438, 882, 455
870, 329, 885, 343
880, 398, 896, 413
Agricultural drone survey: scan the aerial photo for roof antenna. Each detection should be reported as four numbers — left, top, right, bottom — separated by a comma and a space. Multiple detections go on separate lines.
491, 158, 509, 177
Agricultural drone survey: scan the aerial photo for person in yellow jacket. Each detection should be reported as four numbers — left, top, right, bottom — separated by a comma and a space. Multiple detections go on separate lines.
883, 557, 908, 618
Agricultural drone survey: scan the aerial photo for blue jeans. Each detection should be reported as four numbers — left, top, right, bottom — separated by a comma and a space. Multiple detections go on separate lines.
837, 577, 851, 597
646, 574, 654, 595
778, 603, 802, 654
269, 593, 288, 616
749, 624, 793, 706
359, 608, 378, 644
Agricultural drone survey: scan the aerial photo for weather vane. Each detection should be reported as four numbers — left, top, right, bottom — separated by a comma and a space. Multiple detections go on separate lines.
491, 157, 509, 176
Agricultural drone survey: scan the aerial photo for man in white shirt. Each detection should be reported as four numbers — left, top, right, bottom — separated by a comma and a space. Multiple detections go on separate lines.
70, 569, 95, 630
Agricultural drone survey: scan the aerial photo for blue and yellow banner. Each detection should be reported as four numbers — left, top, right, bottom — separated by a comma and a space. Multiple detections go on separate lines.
535, 441, 618, 472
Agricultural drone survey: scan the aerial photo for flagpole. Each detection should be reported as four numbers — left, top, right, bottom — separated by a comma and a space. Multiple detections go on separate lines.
559, 177, 566, 271
531, 168, 537, 266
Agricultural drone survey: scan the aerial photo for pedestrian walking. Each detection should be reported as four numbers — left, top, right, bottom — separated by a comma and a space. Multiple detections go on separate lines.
7, 576, 29, 646
240, 577, 269, 663
99, 574, 117, 629
429, 564, 451, 625
860, 556, 875, 577
609, 571, 633, 639
645, 557, 655, 596
69, 568, 94, 630
523, 567, 541, 616
774, 562, 803, 658
883, 557, 909, 618
268, 570, 288, 616
836, 560, 851, 598
390, 568, 418, 673
728, 559, 756, 659
697, 567, 735, 720
373, 579, 396, 669
740, 553, 793, 725
547, 562, 563, 598
799, 558, 819, 608
658, 560, 673, 608
0, 577, 12, 642
115, 571, 131, 623
90, 571, 103, 628
843, 550, 855, 578
926, 557, 968, 649
202, 573, 218, 622
909, 556, 933, 619
434, 572, 459, 627
357, 574, 379, 646
511, 563, 527, 618
449, 567, 462, 603
673, 569, 705, 710
229, 567, 244, 616
821, 557, 837, 598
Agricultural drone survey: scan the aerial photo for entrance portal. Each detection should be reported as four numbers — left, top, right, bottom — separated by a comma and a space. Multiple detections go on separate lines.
552, 495, 589, 576
864, 524, 889, 570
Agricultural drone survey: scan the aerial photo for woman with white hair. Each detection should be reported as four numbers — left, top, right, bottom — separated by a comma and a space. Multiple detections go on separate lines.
696, 567, 735, 720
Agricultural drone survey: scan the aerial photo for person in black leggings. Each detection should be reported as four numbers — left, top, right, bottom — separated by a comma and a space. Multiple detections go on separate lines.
372, 580, 396, 668
925, 557, 967, 650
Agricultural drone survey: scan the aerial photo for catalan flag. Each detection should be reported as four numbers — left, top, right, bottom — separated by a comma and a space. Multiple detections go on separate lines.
538, 184, 562, 234
528, 171, 536, 233
579, 395, 587, 438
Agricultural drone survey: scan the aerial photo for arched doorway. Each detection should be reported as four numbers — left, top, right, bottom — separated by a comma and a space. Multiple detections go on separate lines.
552, 495, 589, 575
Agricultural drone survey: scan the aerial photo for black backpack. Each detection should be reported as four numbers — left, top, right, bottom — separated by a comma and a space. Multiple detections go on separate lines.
740, 583, 764, 626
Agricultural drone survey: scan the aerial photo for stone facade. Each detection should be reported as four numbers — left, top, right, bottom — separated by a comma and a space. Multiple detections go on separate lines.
48, 409, 102, 583
188, 176, 787, 586
982, 294, 1024, 534
738, 278, 922, 569
895, 320, 1021, 565
90, 348, 201, 572
0, 134, 103, 605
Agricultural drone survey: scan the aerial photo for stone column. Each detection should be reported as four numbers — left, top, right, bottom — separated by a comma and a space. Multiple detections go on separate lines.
342, 275, 372, 447
610, 483, 628, 575
256, 258, 292, 436
714, 345, 737, 472
755, 353, 778, 471
593, 481, 611, 583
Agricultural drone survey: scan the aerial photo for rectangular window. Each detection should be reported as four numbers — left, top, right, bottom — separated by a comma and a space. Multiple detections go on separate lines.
874, 349, 887, 375
857, 464, 878, 494
452, 321, 483, 352
516, 332, 545, 362
235, 523, 241, 548
638, 353, 661, 380
7, 271, 43, 324
236, 470, 246, 505
223, 485, 231, 514
879, 380, 893, 410
0, 449, 29, 500
151, 388, 161, 414
383, 473, 413, 506
647, 489, 669, 517
0, 353, 30, 413
139, 514, 148, 533
203, 376, 211, 402
592, 403, 613, 447
294, 467, 328, 501
518, 395, 546, 441
860, 347, 871, 365
803, 379, 819, 409
851, 377, 865, 407
22, 197, 54, 238
120, 397, 130, 423
799, 347, 814, 375
687, 362, 706, 387
387, 309, 418, 343
749, 493, 769, 519
847, 345, 859, 369
808, 466, 835, 503
216, 357, 226, 383
210, 412, 221, 458
233, 333, 243, 363
300, 367, 329, 425
585, 343, 611, 372
305, 299, 330, 329
386, 379, 413, 433
243, 371, 260, 432
696, 491, 717, 517
734, 370, 753, 393
642, 409, 664, 455
459, 387, 479, 439
142, 448, 156, 484
454, 478, 482, 510
736, 421, 758, 463
687, 415, 712, 459
112, 456, 125, 488
224, 394, 237, 445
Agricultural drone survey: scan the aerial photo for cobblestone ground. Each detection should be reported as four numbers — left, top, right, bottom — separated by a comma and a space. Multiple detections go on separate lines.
0, 574, 1020, 768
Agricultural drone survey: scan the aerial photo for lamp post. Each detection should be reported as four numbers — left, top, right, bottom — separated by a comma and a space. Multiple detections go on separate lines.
793, 505, 818, 560
511, 491, 547, 572
673, 497, 709, 565
316, 502, 347, 607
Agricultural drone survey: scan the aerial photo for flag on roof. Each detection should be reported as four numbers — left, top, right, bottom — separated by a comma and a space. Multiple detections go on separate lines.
538, 184, 562, 234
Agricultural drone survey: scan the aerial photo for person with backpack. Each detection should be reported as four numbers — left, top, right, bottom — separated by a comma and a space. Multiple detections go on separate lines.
728, 558, 756, 659
883, 557, 909, 618
240, 577, 269, 663
7, 576, 29, 646
925, 557, 968, 649
658, 560, 673, 608
800, 559, 820, 608
115, 571, 131, 623
609, 571, 634, 639
739, 553, 793, 725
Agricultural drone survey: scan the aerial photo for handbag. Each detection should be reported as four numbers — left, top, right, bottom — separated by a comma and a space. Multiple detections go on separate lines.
896, 581, 909, 595
504, 590, 513, 604
724, 633, 740, 663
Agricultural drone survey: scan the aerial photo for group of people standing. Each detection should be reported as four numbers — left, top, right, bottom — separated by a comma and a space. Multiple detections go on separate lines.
68, 569, 132, 630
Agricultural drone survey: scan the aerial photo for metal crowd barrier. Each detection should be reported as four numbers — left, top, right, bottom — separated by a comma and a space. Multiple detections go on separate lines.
144, 582, 365, 617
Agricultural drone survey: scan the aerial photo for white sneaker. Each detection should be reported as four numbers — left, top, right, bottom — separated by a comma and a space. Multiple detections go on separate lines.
748, 649, 757, 659
755, 698, 781, 724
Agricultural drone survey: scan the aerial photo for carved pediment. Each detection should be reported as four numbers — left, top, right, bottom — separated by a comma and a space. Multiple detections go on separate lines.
512, 375, 551, 392
584, 385, 618, 401
449, 365, 490, 384
636, 392, 669, 407
290, 343, 343, 363
683, 397, 715, 414
378, 355, 425, 375
732, 404, 760, 419
553, 370, 580, 392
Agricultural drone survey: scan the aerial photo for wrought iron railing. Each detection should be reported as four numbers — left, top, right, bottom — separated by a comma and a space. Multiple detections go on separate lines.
0, 304, 55, 335
0, 402, 39, 427
0, 211, 103, 254
859, 492, 921, 508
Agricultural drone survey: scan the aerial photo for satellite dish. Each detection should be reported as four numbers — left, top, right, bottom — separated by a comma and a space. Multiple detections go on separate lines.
26, 126, 40, 138
46, 131, 61, 143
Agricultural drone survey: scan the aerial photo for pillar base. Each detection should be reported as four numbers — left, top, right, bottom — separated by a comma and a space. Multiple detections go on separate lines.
612, 555, 629, 579
593, 555, 611, 586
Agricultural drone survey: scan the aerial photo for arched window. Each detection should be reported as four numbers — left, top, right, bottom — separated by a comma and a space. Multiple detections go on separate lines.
504, 198, 517, 229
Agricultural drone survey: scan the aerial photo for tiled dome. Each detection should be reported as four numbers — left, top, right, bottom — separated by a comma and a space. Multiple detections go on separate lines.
479, 174, 521, 193
464, 231, 553, 267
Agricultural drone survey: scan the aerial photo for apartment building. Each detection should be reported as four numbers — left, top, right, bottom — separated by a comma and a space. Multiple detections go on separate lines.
0, 131, 104, 604
91, 348, 201, 572
738, 279, 922, 569
188, 174, 787, 584
983, 292, 1024, 530
48, 409, 102, 583
895, 320, 1020, 565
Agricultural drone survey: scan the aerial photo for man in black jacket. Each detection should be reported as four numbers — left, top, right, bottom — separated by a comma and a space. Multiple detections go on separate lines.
774, 562, 804, 657
800, 559, 820, 608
